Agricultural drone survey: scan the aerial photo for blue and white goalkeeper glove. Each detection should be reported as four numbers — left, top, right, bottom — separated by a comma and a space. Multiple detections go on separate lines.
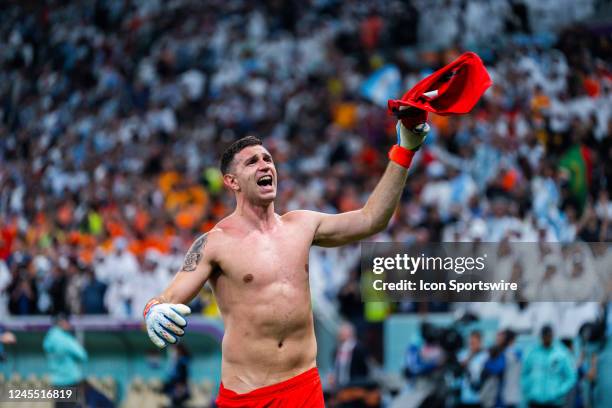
144, 300, 191, 348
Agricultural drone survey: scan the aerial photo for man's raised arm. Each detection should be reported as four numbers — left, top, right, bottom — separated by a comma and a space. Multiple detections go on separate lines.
143, 232, 214, 348
313, 114, 429, 247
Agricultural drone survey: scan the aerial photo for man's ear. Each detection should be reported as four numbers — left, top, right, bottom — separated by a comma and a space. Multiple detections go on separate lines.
223, 173, 240, 192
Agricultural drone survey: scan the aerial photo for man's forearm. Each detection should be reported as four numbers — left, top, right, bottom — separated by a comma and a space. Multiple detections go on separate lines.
362, 161, 408, 232
143, 286, 188, 319
145, 290, 187, 313
144, 233, 212, 312
145, 267, 209, 313
312, 121, 427, 247
360, 118, 429, 232
147, 294, 170, 305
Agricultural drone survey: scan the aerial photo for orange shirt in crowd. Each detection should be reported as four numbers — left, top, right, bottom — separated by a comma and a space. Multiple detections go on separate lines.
530, 91, 550, 113
333, 102, 358, 130
158, 170, 181, 194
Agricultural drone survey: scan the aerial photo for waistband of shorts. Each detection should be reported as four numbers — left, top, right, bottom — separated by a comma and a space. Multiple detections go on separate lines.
218, 367, 320, 400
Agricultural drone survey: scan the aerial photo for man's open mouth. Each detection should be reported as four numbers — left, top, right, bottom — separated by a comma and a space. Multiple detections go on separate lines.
257, 175, 273, 187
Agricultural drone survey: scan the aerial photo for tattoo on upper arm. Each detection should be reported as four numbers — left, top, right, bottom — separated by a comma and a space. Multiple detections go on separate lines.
181, 234, 208, 272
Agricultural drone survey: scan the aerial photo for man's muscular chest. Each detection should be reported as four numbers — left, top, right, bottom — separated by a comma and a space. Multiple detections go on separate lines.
213, 223, 313, 289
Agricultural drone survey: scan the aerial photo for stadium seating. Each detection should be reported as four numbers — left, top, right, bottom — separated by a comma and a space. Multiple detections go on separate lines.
0, 0, 610, 406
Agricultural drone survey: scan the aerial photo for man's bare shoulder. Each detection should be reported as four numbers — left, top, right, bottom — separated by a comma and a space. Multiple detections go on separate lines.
201, 223, 233, 246
185, 226, 227, 255
205, 215, 254, 244
281, 210, 323, 227
211, 214, 243, 236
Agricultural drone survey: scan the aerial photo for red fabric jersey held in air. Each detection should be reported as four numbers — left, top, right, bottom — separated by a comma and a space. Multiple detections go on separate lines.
388, 51, 493, 128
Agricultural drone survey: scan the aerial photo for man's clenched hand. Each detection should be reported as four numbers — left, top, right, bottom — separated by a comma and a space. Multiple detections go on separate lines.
396, 106, 430, 151
144, 300, 191, 348
396, 120, 430, 150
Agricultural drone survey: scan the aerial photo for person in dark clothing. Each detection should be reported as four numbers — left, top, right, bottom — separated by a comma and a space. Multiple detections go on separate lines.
8, 271, 38, 315
480, 331, 508, 408
330, 322, 370, 389
337, 269, 363, 327
80, 267, 107, 314
48, 266, 68, 315
163, 343, 191, 407
388, 0, 420, 47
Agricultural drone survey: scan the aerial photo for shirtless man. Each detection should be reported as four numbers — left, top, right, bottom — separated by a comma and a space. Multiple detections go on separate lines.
143, 111, 429, 407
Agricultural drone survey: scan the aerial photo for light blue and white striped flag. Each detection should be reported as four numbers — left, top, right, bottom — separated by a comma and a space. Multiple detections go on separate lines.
360, 65, 402, 108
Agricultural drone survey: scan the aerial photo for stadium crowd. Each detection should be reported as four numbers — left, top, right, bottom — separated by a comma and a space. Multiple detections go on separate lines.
0, 0, 611, 329
1, 0, 611, 406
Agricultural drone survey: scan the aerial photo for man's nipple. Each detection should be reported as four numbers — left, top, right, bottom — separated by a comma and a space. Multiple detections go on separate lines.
243, 274, 254, 283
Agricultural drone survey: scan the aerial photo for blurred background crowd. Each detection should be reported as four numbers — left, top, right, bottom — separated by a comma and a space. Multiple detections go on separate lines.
1, 0, 611, 406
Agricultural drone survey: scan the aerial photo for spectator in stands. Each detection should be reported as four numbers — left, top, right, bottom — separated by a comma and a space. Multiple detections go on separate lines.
501, 330, 522, 408
92, 249, 112, 286
329, 322, 371, 389
130, 250, 168, 318
104, 238, 138, 317
336, 269, 363, 328
521, 325, 577, 408
48, 265, 69, 316
80, 267, 107, 314
562, 246, 602, 302
65, 261, 86, 315
105, 238, 139, 286
43, 314, 88, 407
8, 266, 38, 315
480, 331, 508, 408
458, 330, 488, 408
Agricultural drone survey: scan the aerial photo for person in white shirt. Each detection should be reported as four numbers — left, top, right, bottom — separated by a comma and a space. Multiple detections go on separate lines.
103, 237, 139, 317
130, 250, 168, 319
501, 330, 523, 408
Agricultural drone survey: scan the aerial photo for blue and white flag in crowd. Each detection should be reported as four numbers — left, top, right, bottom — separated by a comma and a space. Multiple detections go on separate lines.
360, 65, 402, 108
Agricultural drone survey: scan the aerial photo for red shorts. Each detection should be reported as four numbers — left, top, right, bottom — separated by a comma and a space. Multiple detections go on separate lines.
215, 367, 325, 408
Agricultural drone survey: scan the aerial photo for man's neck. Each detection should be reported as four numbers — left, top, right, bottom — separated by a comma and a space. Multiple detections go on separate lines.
234, 199, 278, 231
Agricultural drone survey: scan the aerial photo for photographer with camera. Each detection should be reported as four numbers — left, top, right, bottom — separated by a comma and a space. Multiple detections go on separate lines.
397, 322, 464, 408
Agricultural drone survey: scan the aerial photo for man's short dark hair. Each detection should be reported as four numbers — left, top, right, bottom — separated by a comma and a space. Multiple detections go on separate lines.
220, 136, 263, 174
